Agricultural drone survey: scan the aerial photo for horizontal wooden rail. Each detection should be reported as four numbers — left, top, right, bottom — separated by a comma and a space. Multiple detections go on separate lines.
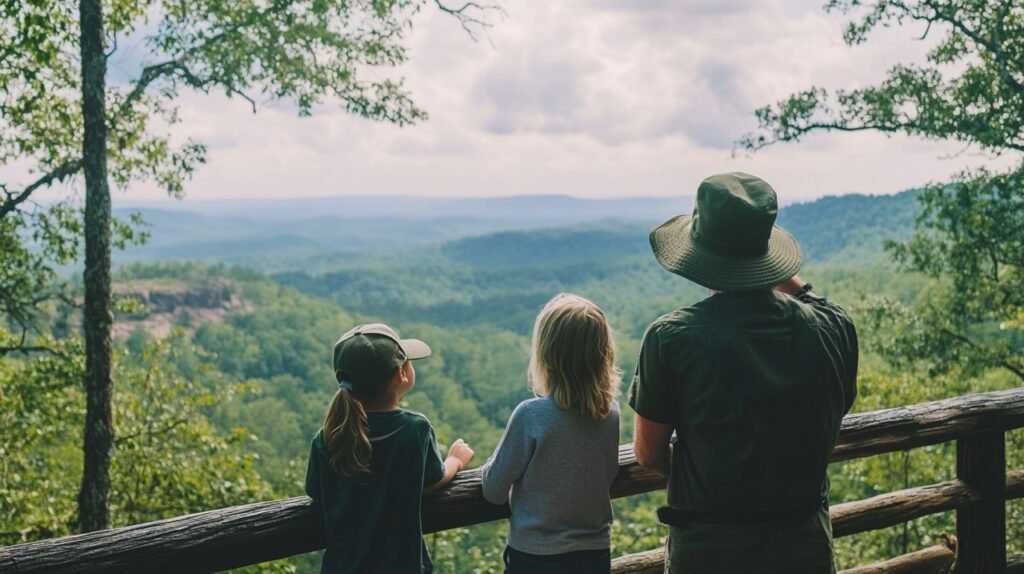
831, 387, 1024, 462
1009, 553, 1024, 574
2, 388, 1023, 573
610, 539, 958, 574
831, 479, 978, 538
838, 540, 956, 574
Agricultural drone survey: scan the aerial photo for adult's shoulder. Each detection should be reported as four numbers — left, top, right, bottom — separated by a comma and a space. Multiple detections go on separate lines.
791, 291, 856, 330
643, 303, 708, 343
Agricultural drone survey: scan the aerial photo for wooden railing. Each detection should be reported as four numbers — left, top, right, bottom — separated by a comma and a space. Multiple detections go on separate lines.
1, 388, 1023, 573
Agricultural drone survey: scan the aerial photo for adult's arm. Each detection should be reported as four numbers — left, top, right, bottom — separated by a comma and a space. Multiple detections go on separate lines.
628, 322, 676, 476
773, 275, 808, 295
633, 414, 674, 476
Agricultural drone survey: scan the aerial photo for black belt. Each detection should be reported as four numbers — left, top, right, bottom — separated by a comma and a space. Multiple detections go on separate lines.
656, 497, 827, 527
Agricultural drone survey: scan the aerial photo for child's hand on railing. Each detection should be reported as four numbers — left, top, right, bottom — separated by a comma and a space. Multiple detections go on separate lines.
447, 438, 475, 471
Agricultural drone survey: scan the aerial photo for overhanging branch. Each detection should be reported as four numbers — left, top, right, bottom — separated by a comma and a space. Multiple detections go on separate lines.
742, 120, 918, 151
919, 0, 1024, 93
939, 327, 1024, 382
0, 160, 83, 219
744, 117, 1024, 153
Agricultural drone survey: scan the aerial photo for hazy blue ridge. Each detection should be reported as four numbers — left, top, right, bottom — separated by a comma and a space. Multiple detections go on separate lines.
113, 190, 917, 271
777, 190, 917, 265
115, 194, 693, 222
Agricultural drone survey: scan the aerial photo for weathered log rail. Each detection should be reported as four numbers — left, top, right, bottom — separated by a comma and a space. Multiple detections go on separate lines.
1, 388, 1023, 573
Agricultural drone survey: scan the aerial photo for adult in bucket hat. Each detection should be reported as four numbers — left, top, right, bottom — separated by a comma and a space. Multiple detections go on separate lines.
627, 172, 859, 573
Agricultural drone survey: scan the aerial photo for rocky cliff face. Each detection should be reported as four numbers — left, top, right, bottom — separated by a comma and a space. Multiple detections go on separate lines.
113, 280, 241, 338
118, 282, 238, 314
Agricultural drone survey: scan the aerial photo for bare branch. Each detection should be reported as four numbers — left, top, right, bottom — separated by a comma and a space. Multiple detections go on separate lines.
939, 327, 1024, 382
233, 89, 258, 114
434, 0, 506, 43
115, 419, 189, 443
917, 17, 935, 40
0, 160, 83, 219
105, 32, 118, 59
0, 326, 65, 357
936, 143, 973, 160
0, 345, 65, 357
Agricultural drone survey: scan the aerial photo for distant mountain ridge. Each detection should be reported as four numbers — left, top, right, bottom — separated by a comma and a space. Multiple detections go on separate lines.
778, 190, 917, 264
117, 194, 694, 222
441, 190, 918, 268
114, 190, 918, 269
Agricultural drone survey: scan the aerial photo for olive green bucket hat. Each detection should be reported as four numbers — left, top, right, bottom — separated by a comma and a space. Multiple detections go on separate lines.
649, 172, 802, 291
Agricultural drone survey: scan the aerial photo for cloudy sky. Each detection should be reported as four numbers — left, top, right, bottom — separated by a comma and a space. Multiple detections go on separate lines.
106, 0, 1017, 203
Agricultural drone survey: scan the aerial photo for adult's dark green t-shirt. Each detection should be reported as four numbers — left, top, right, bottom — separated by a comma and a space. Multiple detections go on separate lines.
305, 409, 446, 574
627, 290, 858, 572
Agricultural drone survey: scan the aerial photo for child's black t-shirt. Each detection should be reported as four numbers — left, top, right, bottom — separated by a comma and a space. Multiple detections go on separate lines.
305, 409, 446, 574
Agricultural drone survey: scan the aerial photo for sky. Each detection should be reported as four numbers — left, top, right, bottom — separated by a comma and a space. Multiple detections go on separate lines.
41, 0, 1024, 203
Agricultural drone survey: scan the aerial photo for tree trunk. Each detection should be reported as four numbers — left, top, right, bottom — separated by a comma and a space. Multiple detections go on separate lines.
77, 0, 114, 533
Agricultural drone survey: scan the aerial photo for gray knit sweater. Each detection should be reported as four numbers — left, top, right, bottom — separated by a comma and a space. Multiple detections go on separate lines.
480, 396, 620, 555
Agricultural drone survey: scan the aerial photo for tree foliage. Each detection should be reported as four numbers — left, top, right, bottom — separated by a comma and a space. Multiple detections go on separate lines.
740, 0, 1024, 384
739, 1, 1024, 154
0, 329, 275, 544
865, 167, 1024, 382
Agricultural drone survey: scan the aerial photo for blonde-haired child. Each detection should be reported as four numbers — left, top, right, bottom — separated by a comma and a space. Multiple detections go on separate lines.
481, 293, 621, 574
305, 323, 474, 574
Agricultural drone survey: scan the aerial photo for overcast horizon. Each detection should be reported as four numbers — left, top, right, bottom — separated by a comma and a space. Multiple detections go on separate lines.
20, 0, 1024, 206
111, 188, 909, 208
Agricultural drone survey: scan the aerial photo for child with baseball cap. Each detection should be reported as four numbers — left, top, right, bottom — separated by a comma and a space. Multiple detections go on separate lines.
305, 323, 474, 573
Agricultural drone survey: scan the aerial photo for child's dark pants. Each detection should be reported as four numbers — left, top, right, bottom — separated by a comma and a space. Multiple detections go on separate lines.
503, 545, 610, 574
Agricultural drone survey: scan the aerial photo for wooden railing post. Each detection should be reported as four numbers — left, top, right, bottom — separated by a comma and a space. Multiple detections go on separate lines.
956, 430, 1006, 573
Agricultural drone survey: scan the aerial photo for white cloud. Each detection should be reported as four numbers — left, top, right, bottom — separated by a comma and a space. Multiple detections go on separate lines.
84, 0, 1022, 205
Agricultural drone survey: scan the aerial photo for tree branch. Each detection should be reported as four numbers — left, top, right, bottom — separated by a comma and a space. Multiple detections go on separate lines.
920, 0, 1024, 93
0, 326, 64, 357
434, 0, 505, 43
115, 419, 189, 443
939, 327, 1024, 382
743, 121, 919, 151
0, 345, 64, 357
0, 160, 83, 219
746, 116, 1024, 153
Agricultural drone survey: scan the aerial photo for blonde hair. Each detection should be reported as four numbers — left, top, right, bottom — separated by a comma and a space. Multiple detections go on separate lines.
529, 293, 621, 420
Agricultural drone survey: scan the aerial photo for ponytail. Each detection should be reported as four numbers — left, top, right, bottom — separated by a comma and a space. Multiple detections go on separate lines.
323, 388, 372, 478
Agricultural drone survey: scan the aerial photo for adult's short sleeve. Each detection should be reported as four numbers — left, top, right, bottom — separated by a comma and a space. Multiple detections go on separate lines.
422, 422, 446, 488
627, 324, 675, 424
797, 291, 860, 413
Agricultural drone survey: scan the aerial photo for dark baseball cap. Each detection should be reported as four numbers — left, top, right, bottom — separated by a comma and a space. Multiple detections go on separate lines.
333, 323, 431, 389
